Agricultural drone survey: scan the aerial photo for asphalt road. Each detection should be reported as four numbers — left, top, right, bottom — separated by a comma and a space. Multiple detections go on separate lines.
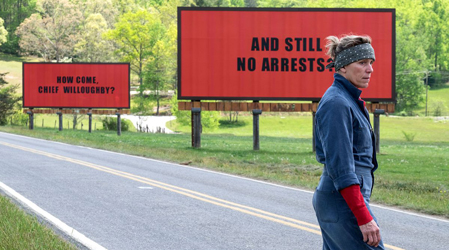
0, 132, 448, 250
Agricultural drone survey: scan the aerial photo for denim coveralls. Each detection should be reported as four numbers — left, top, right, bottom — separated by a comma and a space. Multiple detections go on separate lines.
312, 73, 384, 250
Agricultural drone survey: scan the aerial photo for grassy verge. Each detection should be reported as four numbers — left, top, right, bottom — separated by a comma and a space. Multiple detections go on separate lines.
0, 194, 77, 250
0, 114, 448, 218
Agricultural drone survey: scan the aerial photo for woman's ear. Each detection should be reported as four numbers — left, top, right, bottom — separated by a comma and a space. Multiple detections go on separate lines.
339, 66, 346, 73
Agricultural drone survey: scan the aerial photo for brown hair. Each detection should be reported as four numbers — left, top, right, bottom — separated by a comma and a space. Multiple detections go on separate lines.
325, 35, 372, 60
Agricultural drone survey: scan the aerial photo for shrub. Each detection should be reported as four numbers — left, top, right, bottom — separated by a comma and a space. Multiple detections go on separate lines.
101, 117, 132, 131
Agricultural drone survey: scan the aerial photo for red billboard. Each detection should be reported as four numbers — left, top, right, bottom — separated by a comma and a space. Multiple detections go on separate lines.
178, 8, 395, 102
23, 63, 130, 108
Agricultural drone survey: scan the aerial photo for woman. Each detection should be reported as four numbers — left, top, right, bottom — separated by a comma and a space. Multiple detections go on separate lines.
313, 34, 384, 249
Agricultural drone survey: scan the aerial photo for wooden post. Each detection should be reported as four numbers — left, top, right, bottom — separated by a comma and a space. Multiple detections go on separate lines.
87, 109, 92, 133
252, 109, 262, 150
116, 110, 121, 136
312, 101, 319, 152
57, 109, 63, 131
373, 109, 385, 153
27, 109, 34, 130
191, 107, 201, 148
312, 111, 316, 152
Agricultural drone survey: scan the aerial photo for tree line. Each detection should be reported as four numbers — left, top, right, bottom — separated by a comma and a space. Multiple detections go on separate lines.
0, 0, 448, 115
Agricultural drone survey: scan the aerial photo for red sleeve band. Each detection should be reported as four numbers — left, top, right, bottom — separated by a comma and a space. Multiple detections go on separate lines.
340, 184, 373, 226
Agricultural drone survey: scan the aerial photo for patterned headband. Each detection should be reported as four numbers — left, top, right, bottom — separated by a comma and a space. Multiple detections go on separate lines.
325, 43, 375, 71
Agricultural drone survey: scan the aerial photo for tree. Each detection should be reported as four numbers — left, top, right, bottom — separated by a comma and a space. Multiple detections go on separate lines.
73, 0, 118, 28
259, 0, 306, 7
304, 0, 436, 113
74, 13, 116, 62
105, 10, 165, 109
144, 33, 173, 115
15, 0, 82, 61
0, 18, 7, 45
418, 0, 449, 71
189, 0, 231, 7
0, 0, 36, 54
0, 72, 21, 125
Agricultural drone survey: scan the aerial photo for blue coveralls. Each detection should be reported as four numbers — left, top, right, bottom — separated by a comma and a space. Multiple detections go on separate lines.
313, 73, 384, 250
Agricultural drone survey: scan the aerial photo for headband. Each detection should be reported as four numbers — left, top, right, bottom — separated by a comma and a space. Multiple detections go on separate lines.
325, 43, 375, 71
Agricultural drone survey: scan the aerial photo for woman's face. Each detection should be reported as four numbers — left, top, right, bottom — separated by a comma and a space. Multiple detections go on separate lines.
339, 58, 374, 89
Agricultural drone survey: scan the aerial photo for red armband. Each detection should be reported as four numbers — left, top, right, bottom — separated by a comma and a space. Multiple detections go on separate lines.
340, 185, 373, 226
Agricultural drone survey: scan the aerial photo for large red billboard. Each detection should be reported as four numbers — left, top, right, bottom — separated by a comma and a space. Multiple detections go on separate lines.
23, 63, 130, 108
178, 8, 395, 102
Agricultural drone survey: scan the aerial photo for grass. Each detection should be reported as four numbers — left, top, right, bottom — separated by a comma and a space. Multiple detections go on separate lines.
415, 83, 449, 116
1, 113, 448, 218
0, 194, 78, 250
0, 52, 39, 87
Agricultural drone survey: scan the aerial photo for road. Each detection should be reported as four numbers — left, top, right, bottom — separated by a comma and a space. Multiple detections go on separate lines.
0, 132, 448, 250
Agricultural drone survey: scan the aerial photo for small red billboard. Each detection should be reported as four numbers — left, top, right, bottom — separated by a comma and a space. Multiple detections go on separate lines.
23, 63, 130, 108
178, 8, 395, 102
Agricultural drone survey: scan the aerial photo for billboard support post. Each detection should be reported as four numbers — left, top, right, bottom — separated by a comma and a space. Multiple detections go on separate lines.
56, 108, 63, 131
87, 109, 92, 133
312, 111, 316, 152
116, 110, 121, 136
191, 108, 201, 148
26, 109, 34, 130
252, 109, 262, 151
373, 109, 385, 153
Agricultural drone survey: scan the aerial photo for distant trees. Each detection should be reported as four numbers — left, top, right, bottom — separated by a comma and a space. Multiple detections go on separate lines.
1, 0, 448, 115
304, 0, 449, 113
105, 10, 165, 111
0, 0, 36, 54
15, 0, 82, 62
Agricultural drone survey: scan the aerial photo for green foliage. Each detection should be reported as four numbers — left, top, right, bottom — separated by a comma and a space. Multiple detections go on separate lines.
131, 95, 155, 115
101, 117, 132, 131
9, 110, 28, 125
219, 119, 248, 128
0, 0, 37, 54
74, 13, 116, 62
418, 0, 449, 71
170, 95, 220, 132
0, 72, 21, 125
15, 0, 83, 61
105, 9, 167, 112
0, 17, 7, 46
402, 130, 416, 142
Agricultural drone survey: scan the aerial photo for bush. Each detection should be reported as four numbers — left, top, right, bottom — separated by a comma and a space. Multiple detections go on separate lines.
0, 73, 21, 125
9, 110, 28, 125
101, 117, 132, 131
170, 95, 220, 132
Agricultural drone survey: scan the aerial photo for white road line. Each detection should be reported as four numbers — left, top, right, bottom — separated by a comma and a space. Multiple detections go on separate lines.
0, 181, 107, 250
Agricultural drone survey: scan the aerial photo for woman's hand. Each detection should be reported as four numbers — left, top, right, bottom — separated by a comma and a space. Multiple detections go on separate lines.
359, 219, 381, 247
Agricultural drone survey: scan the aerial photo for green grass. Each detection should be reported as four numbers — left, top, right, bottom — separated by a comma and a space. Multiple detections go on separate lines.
12, 113, 140, 132
0, 195, 78, 250
0, 52, 39, 87
172, 113, 449, 143
1, 114, 448, 218
415, 83, 449, 116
